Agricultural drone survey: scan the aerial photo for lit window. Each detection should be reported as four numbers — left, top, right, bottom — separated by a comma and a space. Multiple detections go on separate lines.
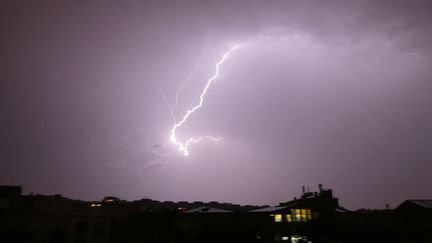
274, 214, 282, 222
291, 235, 302, 243
286, 214, 292, 222
282, 236, 289, 241
291, 209, 312, 222
293, 209, 302, 221
290, 235, 311, 243
301, 209, 307, 222
307, 209, 312, 220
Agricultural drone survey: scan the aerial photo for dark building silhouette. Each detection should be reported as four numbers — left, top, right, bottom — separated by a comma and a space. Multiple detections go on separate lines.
0, 184, 431, 243
393, 200, 432, 242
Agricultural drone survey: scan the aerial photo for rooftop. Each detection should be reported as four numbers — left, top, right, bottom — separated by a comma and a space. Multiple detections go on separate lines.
250, 205, 291, 213
407, 200, 432, 209
184, 206, 232, 213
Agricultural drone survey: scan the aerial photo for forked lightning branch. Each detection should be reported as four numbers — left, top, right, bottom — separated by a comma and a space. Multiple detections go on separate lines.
168, 44, 242, 156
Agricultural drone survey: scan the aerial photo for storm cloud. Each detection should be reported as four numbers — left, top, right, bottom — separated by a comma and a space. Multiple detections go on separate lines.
1, 0, 431, 209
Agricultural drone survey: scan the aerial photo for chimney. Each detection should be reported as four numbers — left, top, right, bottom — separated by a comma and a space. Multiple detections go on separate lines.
318, 184, 323, 192
302, 186, 305, 194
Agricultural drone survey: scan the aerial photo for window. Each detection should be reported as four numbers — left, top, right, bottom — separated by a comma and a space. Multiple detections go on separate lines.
290, 209, 312, 222
301, 209, 307, 222
274, 209, 312, 223
290, 235, 312, 243
294, 209, 301, 221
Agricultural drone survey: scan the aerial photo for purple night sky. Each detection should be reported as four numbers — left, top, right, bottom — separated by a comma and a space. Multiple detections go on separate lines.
1, 0, 432, 209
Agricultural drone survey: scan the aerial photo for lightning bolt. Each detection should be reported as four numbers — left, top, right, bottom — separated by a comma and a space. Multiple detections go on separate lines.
169, 44, 241, 156
170, 43, 210, 123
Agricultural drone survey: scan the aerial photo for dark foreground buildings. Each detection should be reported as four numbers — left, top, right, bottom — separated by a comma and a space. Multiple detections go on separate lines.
0, 184, 431, 243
